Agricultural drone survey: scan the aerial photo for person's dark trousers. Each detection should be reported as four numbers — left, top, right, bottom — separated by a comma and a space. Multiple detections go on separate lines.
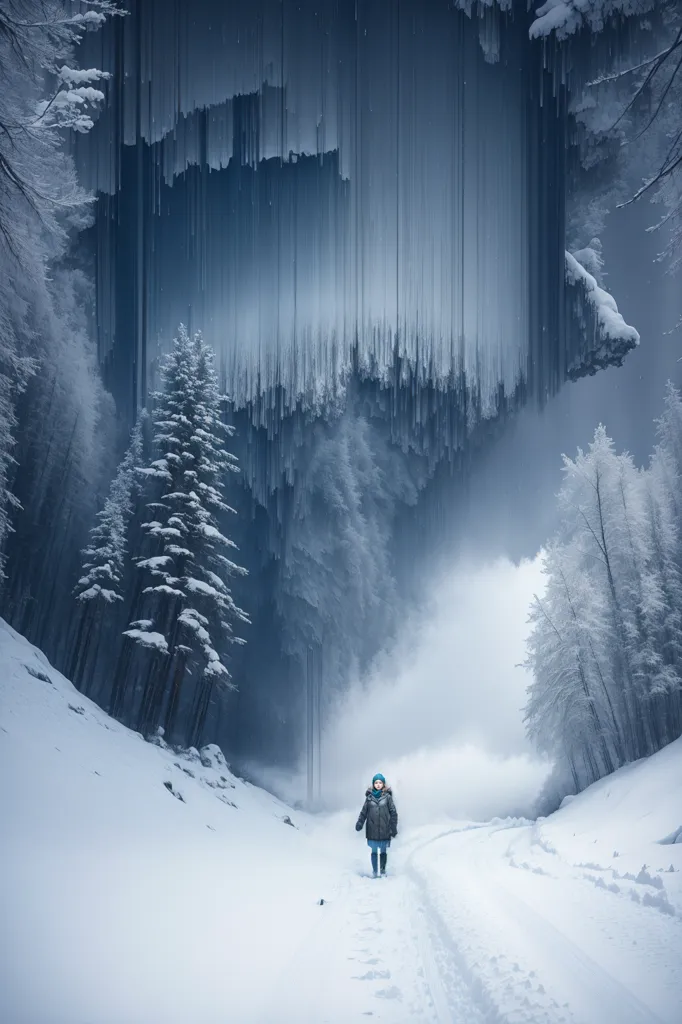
380, 852, 387, 875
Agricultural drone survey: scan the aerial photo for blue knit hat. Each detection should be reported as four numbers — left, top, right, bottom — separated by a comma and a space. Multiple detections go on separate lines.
372, 773, 386, 785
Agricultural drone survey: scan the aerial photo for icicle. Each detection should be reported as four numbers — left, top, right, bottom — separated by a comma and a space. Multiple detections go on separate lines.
76, 0, 545, 419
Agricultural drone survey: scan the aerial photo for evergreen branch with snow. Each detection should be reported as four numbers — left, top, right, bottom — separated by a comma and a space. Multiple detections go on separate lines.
74, 418, 144, 607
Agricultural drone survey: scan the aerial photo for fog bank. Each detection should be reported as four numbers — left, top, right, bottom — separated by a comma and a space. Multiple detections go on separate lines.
256, 556, 551, 824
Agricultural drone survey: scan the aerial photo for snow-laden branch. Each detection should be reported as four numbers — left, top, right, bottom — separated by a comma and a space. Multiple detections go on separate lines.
530, 0, 657, 41
565, 250, 639, 380
122, 629, 169, 654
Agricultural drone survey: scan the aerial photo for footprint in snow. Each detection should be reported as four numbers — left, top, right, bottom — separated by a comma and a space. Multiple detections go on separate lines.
375, 986, 402, 1001
354, 970, 391, 981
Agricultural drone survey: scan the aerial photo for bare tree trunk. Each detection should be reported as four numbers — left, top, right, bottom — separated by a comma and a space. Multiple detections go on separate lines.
594, 470, 639, 760
68, 603, 90, 684
110, 635, 134, 721
163, 650, 187, 743
194, 680, 214, 748
557, 567, 616, 776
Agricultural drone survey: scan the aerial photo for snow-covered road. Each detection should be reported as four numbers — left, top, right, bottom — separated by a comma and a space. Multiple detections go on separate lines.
257, 816, 679, 1024
253, 809, 681, 1023
252, 820, 491, 1023
2, 620, 681, 1024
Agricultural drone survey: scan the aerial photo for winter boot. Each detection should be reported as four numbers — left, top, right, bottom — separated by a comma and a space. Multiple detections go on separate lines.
380, 852, 387, 875
371, 852, 378, 877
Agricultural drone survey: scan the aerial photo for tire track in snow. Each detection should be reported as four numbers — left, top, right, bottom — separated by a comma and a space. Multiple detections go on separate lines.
252, 820, 527, 1023
407, 872, 459, 1024
403, 823, 525, 1024
409, 822, 671, 1024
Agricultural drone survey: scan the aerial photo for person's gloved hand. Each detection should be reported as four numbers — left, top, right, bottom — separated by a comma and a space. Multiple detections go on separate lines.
391, 829, 397, 838
355, 822, 362, 831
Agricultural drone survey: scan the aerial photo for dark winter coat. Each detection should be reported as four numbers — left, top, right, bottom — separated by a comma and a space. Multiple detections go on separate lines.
355, 787, 398, 841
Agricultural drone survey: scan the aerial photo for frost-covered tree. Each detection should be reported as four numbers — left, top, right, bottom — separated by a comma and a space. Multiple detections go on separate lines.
533, 0, 682, 264
0, 1, 119, 255
0, 340, 33, 572
123, 326, 248, 745
644, 383, 682, 739
70, 416, 144, 689
525, 540, 621, 790
654, 380, 682, 484
276, 411, 399, 695
526, 395, 682, 793
557, 427, 657, 758
601, 5, 682, 267
0, 2, 121, 658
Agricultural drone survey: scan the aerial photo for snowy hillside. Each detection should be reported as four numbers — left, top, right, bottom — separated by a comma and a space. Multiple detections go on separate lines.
0, 619, 337, 1024
1, 618, 681, 1024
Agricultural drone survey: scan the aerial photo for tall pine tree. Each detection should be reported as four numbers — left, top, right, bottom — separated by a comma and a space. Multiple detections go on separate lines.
124, 326, 248, 745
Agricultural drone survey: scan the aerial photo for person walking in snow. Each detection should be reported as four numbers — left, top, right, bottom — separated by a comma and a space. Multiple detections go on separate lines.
355, 773, 398, 877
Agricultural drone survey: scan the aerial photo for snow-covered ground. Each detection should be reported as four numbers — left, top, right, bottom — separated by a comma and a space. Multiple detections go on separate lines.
1, 618, 681, 1023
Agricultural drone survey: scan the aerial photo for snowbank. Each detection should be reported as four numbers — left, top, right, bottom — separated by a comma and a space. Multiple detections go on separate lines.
540, 735, 682, 859
410, 735, 682, 1024
531, 735, 682, 933
0, 619, 335, 1024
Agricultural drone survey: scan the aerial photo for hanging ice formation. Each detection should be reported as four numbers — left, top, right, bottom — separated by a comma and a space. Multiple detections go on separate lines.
74, 0, 639, 761
77, 0, 637, 421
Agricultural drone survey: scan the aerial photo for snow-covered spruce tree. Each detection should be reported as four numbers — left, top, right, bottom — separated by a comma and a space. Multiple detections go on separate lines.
124, 326, 248, 746
71, 416, 144, 693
